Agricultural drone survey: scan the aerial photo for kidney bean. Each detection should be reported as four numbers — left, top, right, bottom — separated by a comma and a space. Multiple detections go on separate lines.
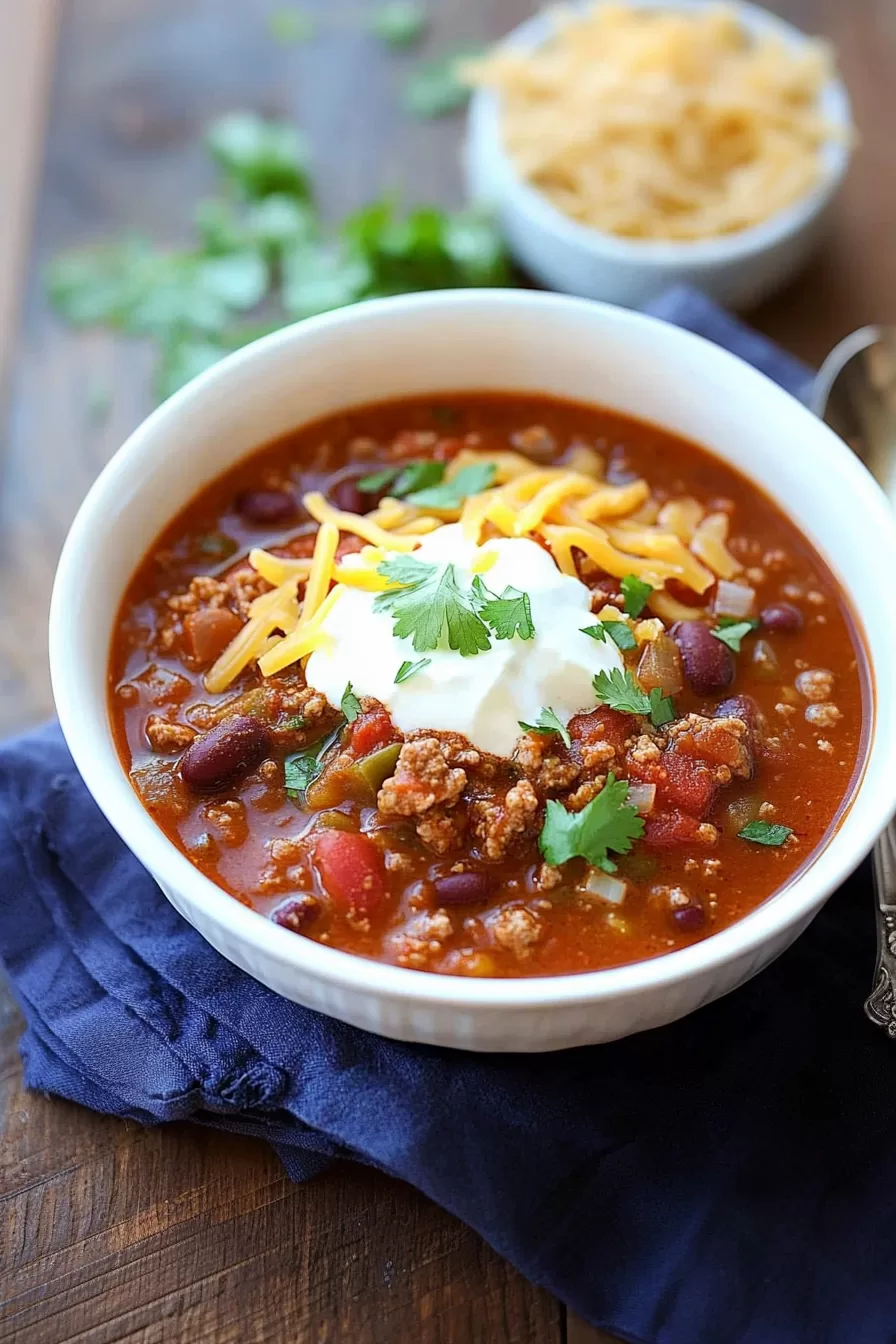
180, 715, 270, 792
760, 601, 803, 634
432, 871, 493, 905
236, 489, 296, 525
329, 477, 366, 514
671, 620, 735, 695
715, 693, 763, 777
673, 904, 707, 932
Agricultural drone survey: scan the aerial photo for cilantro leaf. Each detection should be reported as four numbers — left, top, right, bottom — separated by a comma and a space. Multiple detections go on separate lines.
360, 460, 446, 497
581, 621, 637, 651
206, 113, 311, 201
374, 557, 491, 656
592, 668, 675, 727
519, 707, 571, 748
404, 48, 481, 118
538, 773, 644, 873
739, 820, 793, 847
648, 687, 675, 727
711, 618, 760, 653
341, 682, 361, 723
395, 657, 431, 684
406, 460, 497, 508
372, 3, 427, 47
592, 668, 651, 716
478, 585, 534, 642
620, 574, 653, 618
284, 723, 344, 802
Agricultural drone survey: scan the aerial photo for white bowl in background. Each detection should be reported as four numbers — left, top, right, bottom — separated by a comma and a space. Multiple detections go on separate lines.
50, 290, 896, 1052
465, 0, 853, 310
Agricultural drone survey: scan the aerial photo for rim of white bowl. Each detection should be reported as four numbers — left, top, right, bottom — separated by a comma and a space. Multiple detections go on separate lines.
466, 0, 853, 268
50, 289, 896, 1013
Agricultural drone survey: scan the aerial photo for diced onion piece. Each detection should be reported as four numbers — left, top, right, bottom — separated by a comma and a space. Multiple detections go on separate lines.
714, 579, 756, 618
626, 783, 657, 816
580, 869, 628, 904
636, 632, 684, 695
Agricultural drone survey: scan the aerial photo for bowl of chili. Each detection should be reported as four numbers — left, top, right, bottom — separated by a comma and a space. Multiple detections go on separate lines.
49, 290, 896, 1051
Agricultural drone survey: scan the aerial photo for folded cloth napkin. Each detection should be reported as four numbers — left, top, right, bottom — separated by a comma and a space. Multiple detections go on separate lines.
1, 289, 892, 1344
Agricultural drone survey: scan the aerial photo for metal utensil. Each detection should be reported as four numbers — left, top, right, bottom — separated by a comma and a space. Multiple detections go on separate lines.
811, 327, 896, 1035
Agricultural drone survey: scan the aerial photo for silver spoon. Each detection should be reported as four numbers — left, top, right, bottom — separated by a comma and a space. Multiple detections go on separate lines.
811, 327, 896, 1035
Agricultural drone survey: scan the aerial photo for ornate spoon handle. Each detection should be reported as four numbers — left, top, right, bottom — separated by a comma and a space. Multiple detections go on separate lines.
864, 821, 896, 1036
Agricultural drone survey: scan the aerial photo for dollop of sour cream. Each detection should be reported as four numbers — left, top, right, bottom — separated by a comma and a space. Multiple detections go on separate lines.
305, 524, 624, 757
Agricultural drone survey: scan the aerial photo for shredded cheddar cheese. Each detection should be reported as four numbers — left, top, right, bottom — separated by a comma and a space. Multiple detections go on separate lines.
205, 446, 749, 691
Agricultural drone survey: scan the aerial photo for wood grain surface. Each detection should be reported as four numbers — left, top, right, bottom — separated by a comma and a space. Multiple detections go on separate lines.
1, 1, 894, 1341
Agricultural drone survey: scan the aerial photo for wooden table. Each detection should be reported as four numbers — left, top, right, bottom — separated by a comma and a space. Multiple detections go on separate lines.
1, 2, 893, 1340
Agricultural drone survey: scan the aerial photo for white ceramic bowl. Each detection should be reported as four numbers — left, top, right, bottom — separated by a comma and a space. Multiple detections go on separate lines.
50, 290, 896, 1052
465, 0, 853, 310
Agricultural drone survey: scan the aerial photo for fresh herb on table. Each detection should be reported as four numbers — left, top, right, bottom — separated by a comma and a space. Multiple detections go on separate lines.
472, 577, 535, 641
267, 7, 316, 44
341, 683, 362, 722
518, 707, 571, 748
581, 620, 637, 651
394, 657, 432, 684
738, 820, 793, 847
538, 773, 644, 873
284, 722, 345, 802
405, 460, 497, 508
358, 460, 445, 497
371, 2, 428, 48
620, 573, 653, 618
711, 617, 760, 653
46, 113, 510, 404
403, 48, 481, 118
592, 667, 675, 728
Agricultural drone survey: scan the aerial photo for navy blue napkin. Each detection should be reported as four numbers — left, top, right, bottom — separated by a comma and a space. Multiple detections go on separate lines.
1, 290, 892, 1344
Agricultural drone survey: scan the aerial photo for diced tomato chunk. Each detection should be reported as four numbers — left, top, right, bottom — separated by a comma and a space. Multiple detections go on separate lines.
643, 810, 703, 849
628, 749, 718, 818
350, 707, 395, 757
568, 706, 634, 757
314, 831, 387, 913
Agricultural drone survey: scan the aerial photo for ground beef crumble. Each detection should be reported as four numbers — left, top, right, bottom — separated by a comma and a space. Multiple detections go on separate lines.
470, 780, 541, 862
144, 714, 196, 753
377, 738, 467, 817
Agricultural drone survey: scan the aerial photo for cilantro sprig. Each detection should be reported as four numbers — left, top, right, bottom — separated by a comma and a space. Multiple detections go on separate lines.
406, 460, 497, 509
539, 773, 644, 873
46, 113, 510, 406
341, 683, 361, 723
395, 658, 431, 684
518, 708, 571, 748
375, 554, 535, 656
581, 620, 637, 652
739, 820, 793, 847
592, 668, 675, 728
711, 617, 760, 653
284, 722, 344, 803
359, 460, 445, 497
620, 574, 653, 618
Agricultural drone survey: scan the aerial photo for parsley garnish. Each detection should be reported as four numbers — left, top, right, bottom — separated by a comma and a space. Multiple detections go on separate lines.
395, 658, 431, 684
358, 460, 445, 497
284, 723, 344, 802
581, 621, 637, 651
539, 773, 644, 873
473, 577, 535, 641
341, 683, 361, 722
592, 668, 675, 728
519, 708, 571, 748
711, 618, 760, 653
406, 460, 497, 509
375, 556, 491, 656
620, 574, 653, 618
739, 820, 793, 847
371, 2, 427, 47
